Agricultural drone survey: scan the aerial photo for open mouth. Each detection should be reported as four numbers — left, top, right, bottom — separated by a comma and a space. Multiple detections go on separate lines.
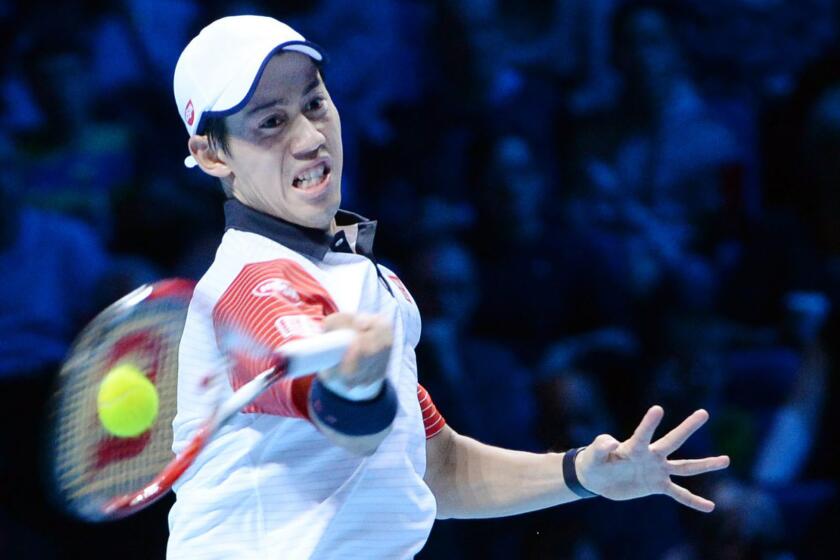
292, 161, 331, 192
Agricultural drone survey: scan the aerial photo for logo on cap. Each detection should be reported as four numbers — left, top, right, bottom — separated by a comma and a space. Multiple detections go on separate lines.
185, 100, 195, 126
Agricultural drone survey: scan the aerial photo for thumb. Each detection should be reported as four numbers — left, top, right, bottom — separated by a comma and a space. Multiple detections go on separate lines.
590, 434, 620, 462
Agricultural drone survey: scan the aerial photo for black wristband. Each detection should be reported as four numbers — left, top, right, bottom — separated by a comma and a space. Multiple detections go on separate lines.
309, 378, 398, 436
563, 447, 598, 499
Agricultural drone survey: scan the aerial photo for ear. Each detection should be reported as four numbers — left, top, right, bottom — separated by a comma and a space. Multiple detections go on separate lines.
188, 135, 233, 179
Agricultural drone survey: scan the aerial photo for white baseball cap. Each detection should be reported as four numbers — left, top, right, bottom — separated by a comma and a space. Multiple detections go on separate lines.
174, 15, 325, 168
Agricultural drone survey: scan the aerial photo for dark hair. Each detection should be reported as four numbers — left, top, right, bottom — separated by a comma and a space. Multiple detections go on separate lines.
198, 115, 234, 197
203, 115, 231, 156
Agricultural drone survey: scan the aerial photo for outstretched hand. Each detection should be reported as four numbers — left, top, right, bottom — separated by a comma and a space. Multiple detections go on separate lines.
575, 406, 729, 512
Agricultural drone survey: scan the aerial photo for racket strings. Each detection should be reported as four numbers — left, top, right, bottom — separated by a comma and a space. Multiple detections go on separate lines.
51, 280, 273, 520
52, 293, 191, 518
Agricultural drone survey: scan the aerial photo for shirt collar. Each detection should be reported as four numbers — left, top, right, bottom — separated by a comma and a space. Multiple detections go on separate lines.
223, 199, 378, 261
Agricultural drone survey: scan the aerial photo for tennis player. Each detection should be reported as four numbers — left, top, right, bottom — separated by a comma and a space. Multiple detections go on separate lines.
167, 16, 730, 559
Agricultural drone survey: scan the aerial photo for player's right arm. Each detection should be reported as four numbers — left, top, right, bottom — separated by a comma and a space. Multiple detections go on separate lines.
212, 259, 397, 455
311, 312, 395, 455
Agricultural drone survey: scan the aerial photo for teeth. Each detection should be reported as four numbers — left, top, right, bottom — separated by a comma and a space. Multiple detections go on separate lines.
294, 163, 327, 188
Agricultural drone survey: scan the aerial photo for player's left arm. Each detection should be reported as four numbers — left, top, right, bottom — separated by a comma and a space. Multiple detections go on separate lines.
424, 406, 730, 519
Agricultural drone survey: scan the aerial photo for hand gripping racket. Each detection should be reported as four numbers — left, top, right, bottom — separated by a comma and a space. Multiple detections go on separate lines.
47, 279, 353, 521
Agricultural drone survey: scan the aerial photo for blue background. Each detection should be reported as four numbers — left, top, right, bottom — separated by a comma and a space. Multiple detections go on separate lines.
0, 0, 837, 558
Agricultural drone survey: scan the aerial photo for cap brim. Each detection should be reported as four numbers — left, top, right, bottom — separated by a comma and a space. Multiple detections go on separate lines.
200, 40, 325, 130
282, 42, 323, 62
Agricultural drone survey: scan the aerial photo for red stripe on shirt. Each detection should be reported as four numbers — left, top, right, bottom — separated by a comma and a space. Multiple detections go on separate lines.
213, 259, 338, 417
214, 259, 447, 437
417, 384, 446, 439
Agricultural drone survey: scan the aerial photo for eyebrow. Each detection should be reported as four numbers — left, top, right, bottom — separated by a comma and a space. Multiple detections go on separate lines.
246, 78, 322, 115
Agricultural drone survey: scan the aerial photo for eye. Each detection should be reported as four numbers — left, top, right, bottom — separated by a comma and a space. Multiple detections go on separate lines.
305, 96, 327, 114
259, 115, 286, 129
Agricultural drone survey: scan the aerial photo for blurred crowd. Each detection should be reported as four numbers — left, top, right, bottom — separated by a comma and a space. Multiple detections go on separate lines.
1, 0, 838, 558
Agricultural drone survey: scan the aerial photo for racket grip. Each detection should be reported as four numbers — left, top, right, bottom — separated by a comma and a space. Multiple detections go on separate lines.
280, 329, 355, 378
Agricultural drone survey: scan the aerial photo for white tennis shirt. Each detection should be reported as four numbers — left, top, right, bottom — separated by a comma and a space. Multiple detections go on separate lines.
167, 200, 444, 559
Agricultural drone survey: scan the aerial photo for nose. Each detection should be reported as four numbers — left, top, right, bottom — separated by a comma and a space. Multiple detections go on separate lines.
290, 115, 326, 159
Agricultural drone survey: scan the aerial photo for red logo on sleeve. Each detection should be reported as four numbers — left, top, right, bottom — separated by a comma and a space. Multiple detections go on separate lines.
388, 274, 414, 304
252, 278, 302, 304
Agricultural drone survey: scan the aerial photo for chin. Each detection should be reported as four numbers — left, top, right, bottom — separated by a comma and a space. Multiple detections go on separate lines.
302, 205, 339, 230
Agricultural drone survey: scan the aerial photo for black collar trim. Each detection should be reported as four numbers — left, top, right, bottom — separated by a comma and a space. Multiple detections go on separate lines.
223, 199, 378, 261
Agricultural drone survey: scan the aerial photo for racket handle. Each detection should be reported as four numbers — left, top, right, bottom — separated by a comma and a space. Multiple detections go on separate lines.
281, 329, 355, 379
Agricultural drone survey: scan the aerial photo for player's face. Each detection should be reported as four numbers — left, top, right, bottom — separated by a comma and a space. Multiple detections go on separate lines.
222, 52, 343, 229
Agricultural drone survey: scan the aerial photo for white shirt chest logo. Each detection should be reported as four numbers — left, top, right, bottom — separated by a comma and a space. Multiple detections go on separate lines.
252, 278, 302, 304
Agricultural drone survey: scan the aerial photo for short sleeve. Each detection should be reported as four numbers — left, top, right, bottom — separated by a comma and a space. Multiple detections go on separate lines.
417, 384, 446, 439
213, 258, 338, 418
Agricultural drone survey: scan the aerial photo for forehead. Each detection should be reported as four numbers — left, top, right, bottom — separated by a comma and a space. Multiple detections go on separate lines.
247, 52, 320, 105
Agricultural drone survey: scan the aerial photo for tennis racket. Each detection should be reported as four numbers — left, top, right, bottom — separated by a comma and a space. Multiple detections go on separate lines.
48, 278, 354, 522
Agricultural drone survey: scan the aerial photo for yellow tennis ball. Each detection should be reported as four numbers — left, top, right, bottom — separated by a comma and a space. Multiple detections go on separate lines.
97, 363, 159, 438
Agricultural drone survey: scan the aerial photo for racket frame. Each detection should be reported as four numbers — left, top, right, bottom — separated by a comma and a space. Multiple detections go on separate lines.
99, 329, 354, 519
